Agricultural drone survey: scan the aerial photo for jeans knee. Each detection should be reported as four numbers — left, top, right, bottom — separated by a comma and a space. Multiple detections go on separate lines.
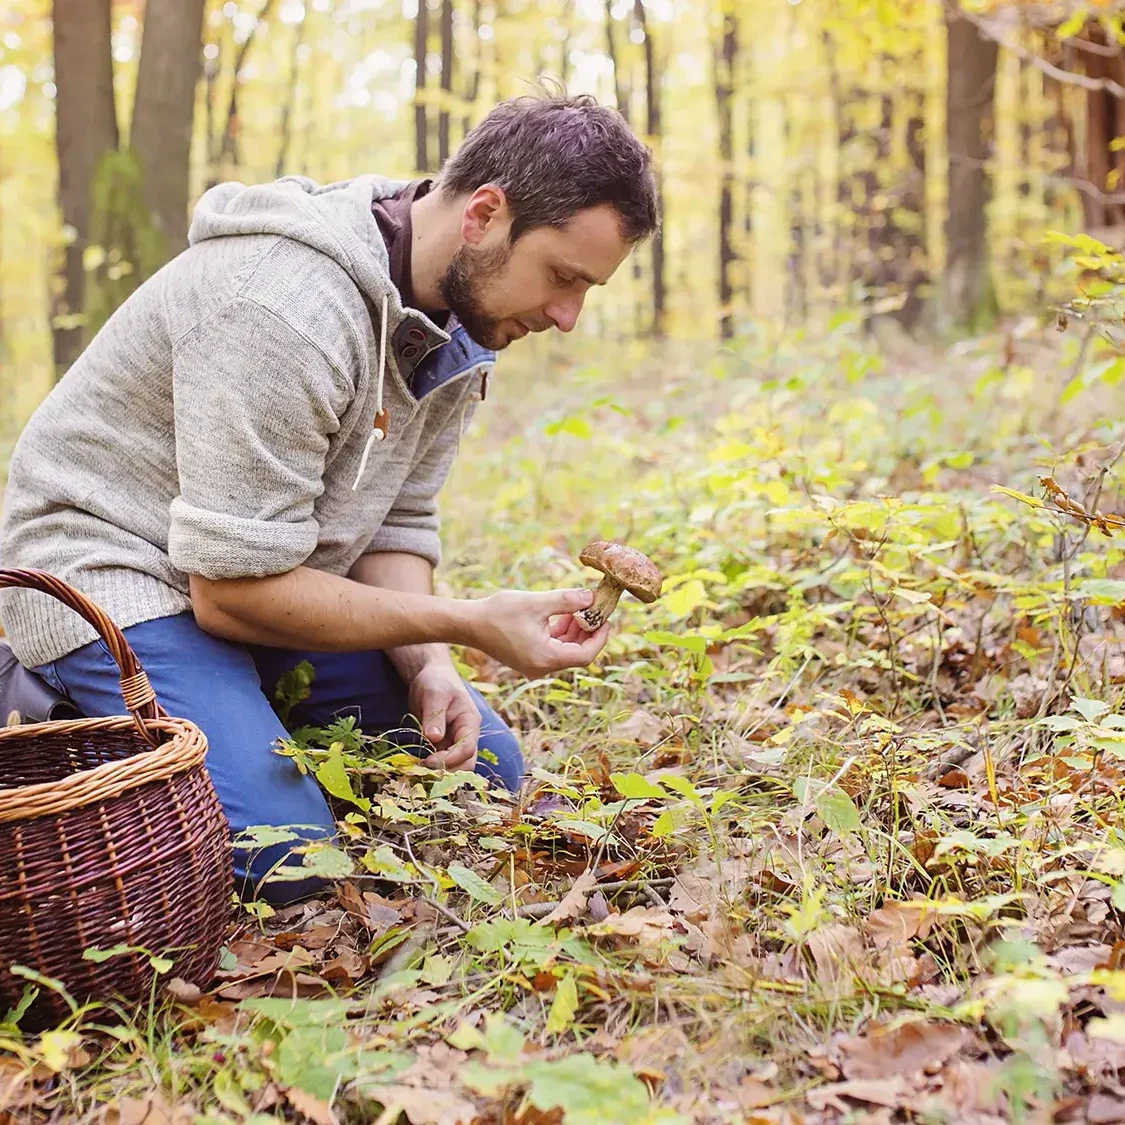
476, 727, 524, 792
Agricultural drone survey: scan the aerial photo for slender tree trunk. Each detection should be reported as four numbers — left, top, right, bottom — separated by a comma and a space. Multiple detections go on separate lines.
461, 0, 481, 140
51, 0, 118, 378
130, 0, 206, 256
212, 0, 277, 182
438, 0, 454, 165
633, 0, 664, 335
605, 0, 628, 124
415, 0, 431, 172
275, 12, 307, 177
715, 4, 737, 339
937, 8, 998, 332
561, 0, 575, 87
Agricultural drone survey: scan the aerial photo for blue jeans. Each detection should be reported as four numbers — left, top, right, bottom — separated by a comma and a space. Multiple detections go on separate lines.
34, 612, 522, 905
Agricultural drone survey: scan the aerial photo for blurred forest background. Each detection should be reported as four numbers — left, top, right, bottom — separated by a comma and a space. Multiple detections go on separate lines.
0, 0, 1123, 441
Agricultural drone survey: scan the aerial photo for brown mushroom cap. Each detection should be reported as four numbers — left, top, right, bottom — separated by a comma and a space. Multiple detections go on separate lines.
578, 541, 663, 603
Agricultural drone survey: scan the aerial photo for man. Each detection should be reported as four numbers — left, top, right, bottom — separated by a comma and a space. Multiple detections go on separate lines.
0, 94, 659, 903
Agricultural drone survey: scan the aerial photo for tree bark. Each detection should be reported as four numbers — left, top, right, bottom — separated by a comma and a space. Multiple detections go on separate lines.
715, 4, 737, 339
938, 8, 998, 332
634, 0, 664, 335
51, 0, 118, 378
438, 0, 454, 165
130, 0, 206, 256
415, 0, 431, 172
605, 0, 629, 124
461, 0, 482, 140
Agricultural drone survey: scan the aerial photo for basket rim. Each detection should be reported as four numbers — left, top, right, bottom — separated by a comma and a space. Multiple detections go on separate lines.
0, 715, 209, 824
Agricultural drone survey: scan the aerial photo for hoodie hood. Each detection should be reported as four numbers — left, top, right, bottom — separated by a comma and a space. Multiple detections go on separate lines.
188, 174, 422, 323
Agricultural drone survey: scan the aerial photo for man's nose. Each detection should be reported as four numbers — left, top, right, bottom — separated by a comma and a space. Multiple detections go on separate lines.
544, 295, 584, 333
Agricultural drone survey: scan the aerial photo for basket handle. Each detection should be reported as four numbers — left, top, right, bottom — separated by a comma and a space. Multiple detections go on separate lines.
0, 569, 167, 746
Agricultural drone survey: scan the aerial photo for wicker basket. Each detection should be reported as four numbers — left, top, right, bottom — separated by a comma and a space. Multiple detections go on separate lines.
0, 569, 232, 1029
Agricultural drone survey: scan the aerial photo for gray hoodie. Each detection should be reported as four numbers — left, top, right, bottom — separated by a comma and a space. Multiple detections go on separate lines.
0, 174, 495, 668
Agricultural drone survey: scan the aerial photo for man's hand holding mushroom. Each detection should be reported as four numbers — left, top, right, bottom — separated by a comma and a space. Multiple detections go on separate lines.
471, 588, 611, 680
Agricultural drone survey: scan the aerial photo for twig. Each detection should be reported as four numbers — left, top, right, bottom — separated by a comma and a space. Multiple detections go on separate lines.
403, 828, 471, 934
962, 9, 1125, 98
422, 895, 471, 934
514, 877, 677, 919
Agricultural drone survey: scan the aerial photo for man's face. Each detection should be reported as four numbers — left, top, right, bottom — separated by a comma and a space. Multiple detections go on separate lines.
439, 199, 633, 350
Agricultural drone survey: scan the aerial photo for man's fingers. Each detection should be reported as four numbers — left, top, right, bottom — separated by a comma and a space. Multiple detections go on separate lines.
538, 587, 594, 619
425, 746, 477, 771
422, 692, 451, 744
545, 620, 611, 670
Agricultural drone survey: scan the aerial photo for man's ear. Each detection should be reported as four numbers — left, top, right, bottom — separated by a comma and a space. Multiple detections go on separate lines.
461, 184, 509, 246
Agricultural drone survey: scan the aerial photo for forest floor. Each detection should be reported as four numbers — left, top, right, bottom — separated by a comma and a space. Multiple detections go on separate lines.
6, 314, 1125, 1124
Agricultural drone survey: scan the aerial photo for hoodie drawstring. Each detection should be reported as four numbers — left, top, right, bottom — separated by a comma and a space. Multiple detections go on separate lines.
351, 293, 389, 491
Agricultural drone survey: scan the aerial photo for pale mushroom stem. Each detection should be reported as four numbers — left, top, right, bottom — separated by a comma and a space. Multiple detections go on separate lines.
575, 576, 625, 632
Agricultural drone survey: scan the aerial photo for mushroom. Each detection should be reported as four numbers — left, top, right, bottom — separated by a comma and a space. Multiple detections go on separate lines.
574, 541, 662, 632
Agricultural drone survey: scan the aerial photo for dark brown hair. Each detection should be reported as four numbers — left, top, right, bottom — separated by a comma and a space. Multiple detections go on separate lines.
437, 93, 660, 245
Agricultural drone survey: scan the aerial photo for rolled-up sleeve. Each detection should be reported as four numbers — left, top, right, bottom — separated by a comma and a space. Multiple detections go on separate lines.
168, 298, 349, 580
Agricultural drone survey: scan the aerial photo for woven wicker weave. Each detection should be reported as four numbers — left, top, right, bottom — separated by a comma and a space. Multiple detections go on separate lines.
0, 569, 232, 1029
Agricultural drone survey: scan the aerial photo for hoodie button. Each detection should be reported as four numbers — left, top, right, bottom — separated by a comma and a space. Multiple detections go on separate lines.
408, 328, 426, 342
402, 345, 419, 360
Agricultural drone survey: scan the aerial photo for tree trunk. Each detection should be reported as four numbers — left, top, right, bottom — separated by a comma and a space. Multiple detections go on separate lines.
715, 4, 737, 339
51, 0, 118, 378
938, 8, 998, 332
276, 12, 307, 177
130, 0, 206, 256
561, 0, 575, 87
461, 0, 482, 140
415, 0, 431, 172
605, 0, 629, 124
634, 0, 664, 335
438, 0, 454, 165
211, 0, 277, 184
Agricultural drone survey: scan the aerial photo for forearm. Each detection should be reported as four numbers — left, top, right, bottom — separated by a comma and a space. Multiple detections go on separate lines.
189, 564, 478, 652
348, 551, 453, 677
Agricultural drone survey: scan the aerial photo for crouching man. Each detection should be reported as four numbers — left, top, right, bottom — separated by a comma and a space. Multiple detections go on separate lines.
0, 94, 659, 902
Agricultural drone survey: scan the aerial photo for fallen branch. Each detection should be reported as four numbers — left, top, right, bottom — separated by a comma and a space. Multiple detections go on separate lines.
1040, 475, 1125, 535
514, 877, 677, 919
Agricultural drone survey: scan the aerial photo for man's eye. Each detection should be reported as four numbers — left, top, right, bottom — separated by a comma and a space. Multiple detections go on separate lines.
553, 272, 572, 287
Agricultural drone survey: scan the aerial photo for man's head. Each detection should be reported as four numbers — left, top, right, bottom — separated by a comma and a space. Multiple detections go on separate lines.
433, 93, 659, 350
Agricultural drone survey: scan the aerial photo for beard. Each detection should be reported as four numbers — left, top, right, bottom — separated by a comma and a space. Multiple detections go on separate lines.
438, 240, 515, 350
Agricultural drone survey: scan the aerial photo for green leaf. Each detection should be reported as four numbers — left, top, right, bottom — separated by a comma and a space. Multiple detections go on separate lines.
611, 772, 669, 801
663, 579, 708, 618
546, 971, 579, 1034
1072, 697, 1111, 724
293, 845, 354, 881
430, 771, 488, 798
643, 630, 708, 656
991, 485, 1045, 510
447, 861, 503, 906
36, 1030, 82, 1072
214, 1067, 253, 1117
148, 956, 174, 975
274, 1025, 348, 1100
315, 744, 369, 809
481, 1012, 526, 1062
524, 1053, 656, 1125
545, 415, 593, 439
421, 954, 456, 986
817, 789, 862, 836
82, 943, 134, 963
553, 818, 611, 842
657, 774, 704, 807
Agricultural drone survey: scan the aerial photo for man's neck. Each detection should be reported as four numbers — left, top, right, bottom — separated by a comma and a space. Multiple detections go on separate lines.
410, 187, 461, 312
